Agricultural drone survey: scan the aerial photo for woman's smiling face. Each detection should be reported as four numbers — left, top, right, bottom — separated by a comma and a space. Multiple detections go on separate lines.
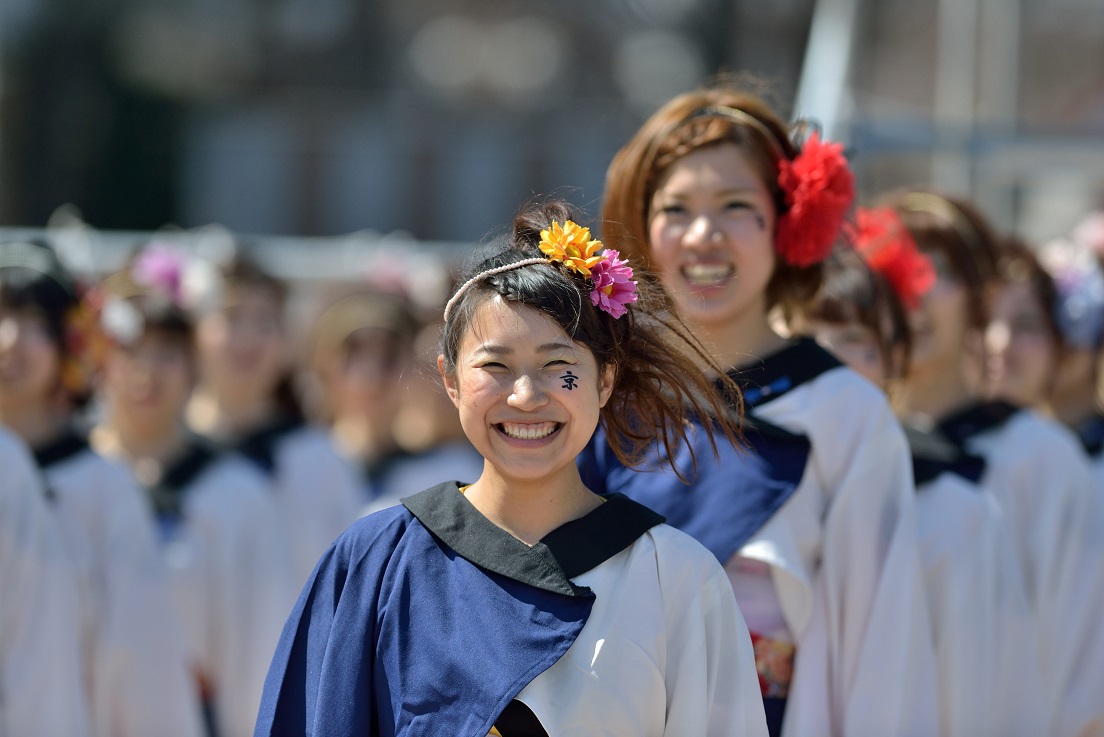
647, 142, 778, 329
440, 295, 614, 483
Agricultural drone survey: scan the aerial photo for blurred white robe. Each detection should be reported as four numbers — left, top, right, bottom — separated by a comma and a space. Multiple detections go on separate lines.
40, 438, 203, 737
115, 443, 297, 737
745, 365, 938, 737
0, 430, 89, 737
956, 408, 1104, 737
914, 471, 1048, 737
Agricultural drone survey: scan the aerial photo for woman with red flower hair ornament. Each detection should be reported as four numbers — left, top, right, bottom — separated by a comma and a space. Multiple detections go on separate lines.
884, 192, 1101, 737
801, 211, 1049, 737
581, 85, 937, 737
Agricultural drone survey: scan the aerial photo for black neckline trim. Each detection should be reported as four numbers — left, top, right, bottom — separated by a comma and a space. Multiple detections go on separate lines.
31, 429, 90, 470
146, 438, 219, 519
903, 423, 987, 487
402, 482, 665, 598
494, 700, 547, 736
229, 415, 305, 475
936, 400, 1020, 447
1074, 414, 1104, 458
725, 338, 843, 408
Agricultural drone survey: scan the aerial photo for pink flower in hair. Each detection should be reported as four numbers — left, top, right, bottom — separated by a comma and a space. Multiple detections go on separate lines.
132, 243, 186, 303
589, 250, 638, 319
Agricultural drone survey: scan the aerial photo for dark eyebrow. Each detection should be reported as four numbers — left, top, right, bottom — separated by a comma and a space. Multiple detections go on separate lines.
475, 342, 574, 355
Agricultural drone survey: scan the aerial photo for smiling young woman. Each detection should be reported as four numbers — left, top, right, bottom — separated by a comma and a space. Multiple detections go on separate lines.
587, 86, 937, 737
255, 200, 770, 737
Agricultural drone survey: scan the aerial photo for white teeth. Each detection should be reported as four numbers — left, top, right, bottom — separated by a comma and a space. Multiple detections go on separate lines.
683, 264, 733, 285
501, 422, 558, 440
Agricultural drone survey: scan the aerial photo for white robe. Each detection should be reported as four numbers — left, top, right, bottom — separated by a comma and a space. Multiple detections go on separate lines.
964, 410, 1104, 737
262, 426, 361, 590
149, 453, 296, 737
915, 472, 1048, 737
516, 523, 769, 737
0, 430, 89, 737
43, 446, 203, 737
744, 367, 938, 737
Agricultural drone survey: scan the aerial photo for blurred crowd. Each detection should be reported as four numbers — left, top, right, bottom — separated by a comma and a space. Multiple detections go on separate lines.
0, 236, 484, 737
2, 86, 1104, 737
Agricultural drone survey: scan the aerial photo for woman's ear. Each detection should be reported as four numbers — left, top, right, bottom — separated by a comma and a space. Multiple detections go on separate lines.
598, 363, 616, 409
438, 354, 461, 408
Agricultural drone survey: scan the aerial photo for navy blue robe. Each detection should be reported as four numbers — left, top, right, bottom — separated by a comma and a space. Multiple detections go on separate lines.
254, 482, 663, 737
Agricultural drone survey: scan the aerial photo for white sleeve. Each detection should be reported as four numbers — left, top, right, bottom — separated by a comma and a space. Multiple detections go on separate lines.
784, 394, 938, 737
91, 466, 204, 737
663, 563, 769, 737
204, 469, 297, 737
919, 482, 1048, 737
0, 439, 90, 737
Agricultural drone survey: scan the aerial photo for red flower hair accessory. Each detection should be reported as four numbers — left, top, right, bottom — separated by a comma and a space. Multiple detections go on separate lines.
848, 207, 936, 309
775, 132, 855, 267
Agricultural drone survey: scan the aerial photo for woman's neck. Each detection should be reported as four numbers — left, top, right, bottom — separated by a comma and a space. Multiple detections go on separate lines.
693, 306, 789, 370
187, 386, 276, 438
1050, 380, 1103, 429
332, 412, 399, 462
95, 413, 189, 467
463, 462, 602, 546
903, 361, 978, 425
0, 402, 68, 449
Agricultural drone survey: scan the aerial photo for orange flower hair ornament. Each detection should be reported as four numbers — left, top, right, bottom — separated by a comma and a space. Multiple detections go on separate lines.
848, 207, 936, 310
689, 108, 855, 267
443, 221, 638, 321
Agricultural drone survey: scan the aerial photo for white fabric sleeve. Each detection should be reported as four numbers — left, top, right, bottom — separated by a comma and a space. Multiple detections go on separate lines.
202, 465, 297, 737
90, 464, 204, 737
663, 563, 769, 737
0, 437, 90, 737
782, 393, 938, 737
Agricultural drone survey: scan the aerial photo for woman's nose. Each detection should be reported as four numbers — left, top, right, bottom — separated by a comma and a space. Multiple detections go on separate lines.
507, 373, 548, 410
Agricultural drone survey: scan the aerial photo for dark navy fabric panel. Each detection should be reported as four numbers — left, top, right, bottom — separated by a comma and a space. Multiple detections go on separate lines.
579, 420, 810, 565
255, 505, 592, 737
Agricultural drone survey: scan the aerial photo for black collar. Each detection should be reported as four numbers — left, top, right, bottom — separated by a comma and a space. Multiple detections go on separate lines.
402, 482, 664, 598
146, 438, 219, 519
725, 338, 843, 408
903, 423, 987, 487
1074, 414, 1104, 458
31, 429, 90, 470
230, 415, 304, 475
936, 400, 1020, 447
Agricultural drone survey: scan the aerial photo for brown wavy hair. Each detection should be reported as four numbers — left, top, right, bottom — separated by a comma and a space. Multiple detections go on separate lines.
440, 200, 744, 480
601, 86, 822, 314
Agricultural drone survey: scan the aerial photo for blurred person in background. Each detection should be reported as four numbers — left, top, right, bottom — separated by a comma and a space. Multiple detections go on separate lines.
0, 427, 89, 737
983, 238, 1066, 411
585, 85, 936, 737
90, 243, 294, 737
889, 192, 1102, 737
0, 240, 202, 737
185, 249, 360, 590
1038, 213, 1104, 485
309, 287, 481, 512
801, 211, 1047, 737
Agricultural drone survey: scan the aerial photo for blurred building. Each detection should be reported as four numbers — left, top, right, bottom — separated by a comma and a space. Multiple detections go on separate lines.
1, 0, 1102, 243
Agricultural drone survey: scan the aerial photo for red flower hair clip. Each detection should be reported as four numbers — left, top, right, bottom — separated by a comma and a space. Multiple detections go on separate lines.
848, 207, 936, 309
775, 132, 855, 267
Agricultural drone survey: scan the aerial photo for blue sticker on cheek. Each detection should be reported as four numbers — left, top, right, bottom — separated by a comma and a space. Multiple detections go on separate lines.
560, 371, 578, 390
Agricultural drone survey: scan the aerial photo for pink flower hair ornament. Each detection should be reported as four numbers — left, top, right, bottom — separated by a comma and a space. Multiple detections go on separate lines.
588, 249, 638, 318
